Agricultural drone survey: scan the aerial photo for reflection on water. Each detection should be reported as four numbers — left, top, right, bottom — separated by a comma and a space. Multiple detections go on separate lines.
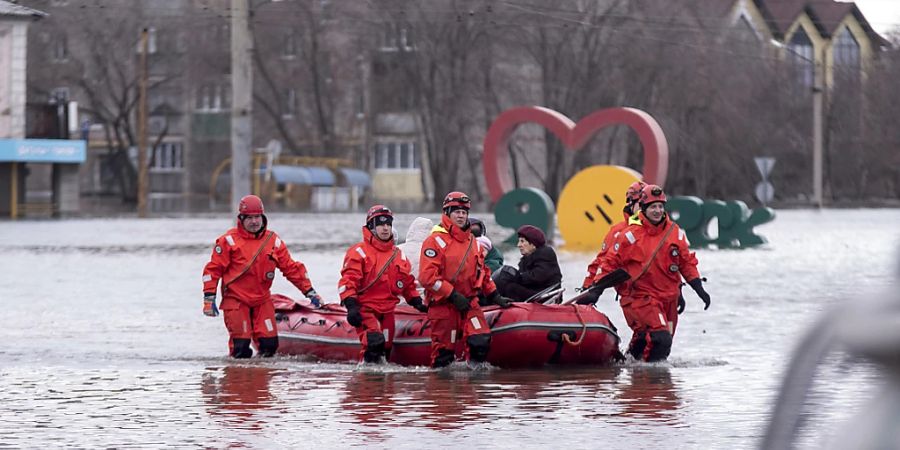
202, 366, 279, 431
171, 362, 687, 446
615, 366, 681, 423
338, 363, 683, 431
3, 210, 898, 447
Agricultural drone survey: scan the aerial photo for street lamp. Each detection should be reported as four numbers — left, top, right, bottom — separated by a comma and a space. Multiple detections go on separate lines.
771, 39, 825, 209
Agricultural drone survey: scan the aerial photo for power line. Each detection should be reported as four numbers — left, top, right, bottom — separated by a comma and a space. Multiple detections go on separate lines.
29, 1, 900, 31
32, 1, 899, 65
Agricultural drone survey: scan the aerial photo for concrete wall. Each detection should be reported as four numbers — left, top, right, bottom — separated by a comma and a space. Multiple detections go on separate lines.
52, 163, 79, 215
0, 20, 28, 139
372, 171, 423, 202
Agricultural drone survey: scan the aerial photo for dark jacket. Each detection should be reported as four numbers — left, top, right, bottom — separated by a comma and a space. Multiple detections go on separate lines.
496, 246, 562, 301
468, 217, 504, 273
484, 246, 503, 273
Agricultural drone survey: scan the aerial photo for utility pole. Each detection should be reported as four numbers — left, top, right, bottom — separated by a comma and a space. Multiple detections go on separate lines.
137, 28, 149, 218
812, 48, 824, 209
231, 0, 253, 210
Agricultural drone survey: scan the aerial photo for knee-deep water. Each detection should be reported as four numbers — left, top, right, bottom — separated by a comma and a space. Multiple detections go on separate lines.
2, 209, 898, 448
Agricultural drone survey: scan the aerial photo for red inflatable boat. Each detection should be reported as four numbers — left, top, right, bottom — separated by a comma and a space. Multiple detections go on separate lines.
273, 294, 621, 368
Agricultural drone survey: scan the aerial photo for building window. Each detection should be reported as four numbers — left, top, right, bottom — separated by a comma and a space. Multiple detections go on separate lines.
375, 141, 419, 170
50, 86, 69, 103
379, 25, 414, 52
282, 32, 298, 59
196, 83, 230, 112
283, 88, 297, 118
148, 116, 168, 135
52, 35, 68, 62
834, 26, 860, 78
387, 144, 397, 167
832, 26, 862, 92
137, 27, 157, 54
788, 29, 814, 88
148, 28, 157, 54
152, 142, 184, 171
98, 155, 119, 194
355, 85, 365, 119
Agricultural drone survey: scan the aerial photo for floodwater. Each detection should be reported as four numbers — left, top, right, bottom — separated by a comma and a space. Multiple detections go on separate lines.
2, 209, 899, 448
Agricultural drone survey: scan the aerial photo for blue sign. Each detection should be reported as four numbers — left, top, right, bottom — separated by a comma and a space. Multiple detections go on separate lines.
0, 139, 86, 163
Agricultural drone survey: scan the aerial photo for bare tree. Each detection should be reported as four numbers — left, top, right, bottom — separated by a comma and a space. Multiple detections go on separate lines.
486, 0, 685, 201
369, 0, 492, 198
251, 0, 364, 156
25, 0, 178, 202
859, 44, 900, 199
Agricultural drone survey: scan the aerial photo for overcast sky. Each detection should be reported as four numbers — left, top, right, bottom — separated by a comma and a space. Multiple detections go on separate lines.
846, 0, 900, 35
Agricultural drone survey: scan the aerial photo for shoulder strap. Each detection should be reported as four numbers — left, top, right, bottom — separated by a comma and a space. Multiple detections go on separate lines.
224, 231, 274, 289
631, 222, 675, 284
450, 235, 475, 283
357, 248, 400, 295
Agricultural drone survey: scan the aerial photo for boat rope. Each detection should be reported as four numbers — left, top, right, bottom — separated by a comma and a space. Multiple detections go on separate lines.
562, 304, 588, 346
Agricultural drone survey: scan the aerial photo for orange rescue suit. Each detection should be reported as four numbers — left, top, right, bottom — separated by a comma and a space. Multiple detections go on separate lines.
338, 226, 420, 359
419, 215, 497, 302
338, 226, 420, 313
202, 220, 313, 306
418, 215, 496, 365
601, 213, 699, 336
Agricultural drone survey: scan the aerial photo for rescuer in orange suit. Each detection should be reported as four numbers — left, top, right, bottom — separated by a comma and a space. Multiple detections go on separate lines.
580, 181, 688, 334
338, 205, 428, 363
418, 191, 512, 368
201, 195, 323, 358
579, 181, 647, 305
595, 185, 711, 362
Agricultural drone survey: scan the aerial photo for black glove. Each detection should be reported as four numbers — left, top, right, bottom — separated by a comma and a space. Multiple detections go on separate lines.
492, 265, 518, 284
487, 290, 512, 308
592, 268, 630, 292
407, 297, 428, 313
448, 290, 471, 313
677, 292, 686, 314
574, 289, 601, 305
688, 278, 711, 310
343, 297, 363, 327
575, 269, 629, 305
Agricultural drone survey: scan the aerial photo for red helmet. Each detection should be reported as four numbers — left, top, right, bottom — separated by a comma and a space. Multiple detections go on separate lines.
366, 204, 393, 225
442, 191, 471, 212
626, 181, 646, 203
639, 184, 667, 207
238, 195, 265, 215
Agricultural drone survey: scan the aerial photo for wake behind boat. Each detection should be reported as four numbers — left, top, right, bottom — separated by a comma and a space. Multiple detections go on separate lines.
273, 294, 621, 368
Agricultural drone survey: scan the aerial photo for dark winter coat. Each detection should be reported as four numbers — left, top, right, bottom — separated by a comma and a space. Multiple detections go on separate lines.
496, 246, 562, 301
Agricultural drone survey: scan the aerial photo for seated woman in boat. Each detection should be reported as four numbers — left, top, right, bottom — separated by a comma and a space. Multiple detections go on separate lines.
493, 225, 562, 302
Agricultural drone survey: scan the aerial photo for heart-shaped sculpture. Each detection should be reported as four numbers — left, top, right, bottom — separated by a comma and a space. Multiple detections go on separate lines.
482, 106, 669, 202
